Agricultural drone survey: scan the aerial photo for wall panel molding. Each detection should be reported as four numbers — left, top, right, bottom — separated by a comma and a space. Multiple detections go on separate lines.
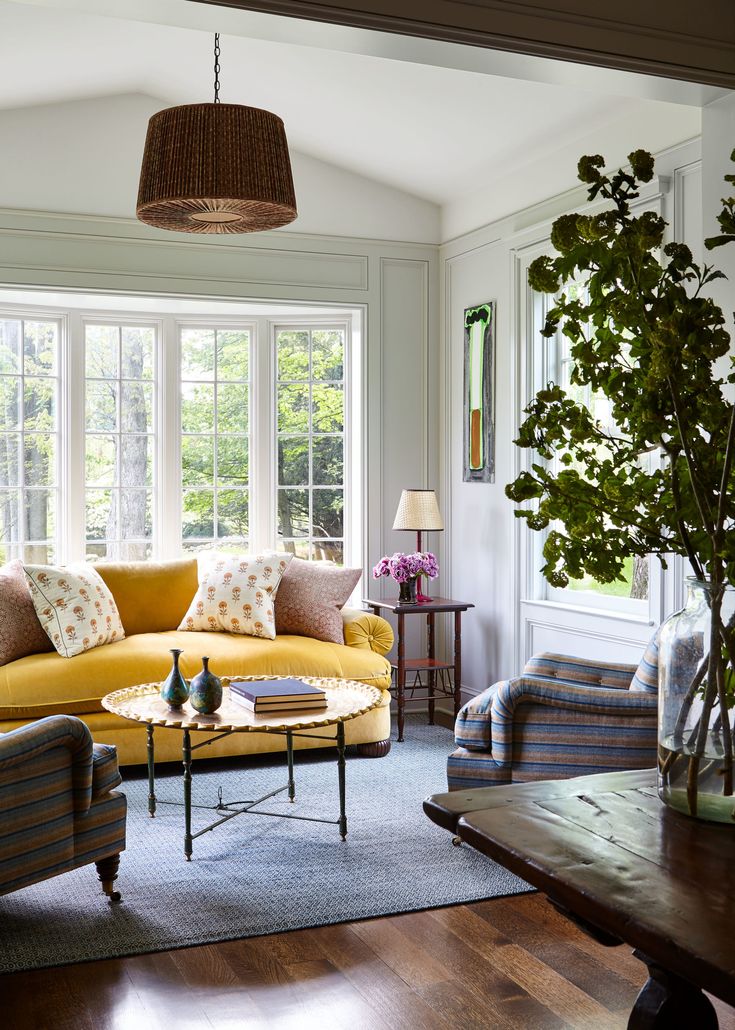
193, 0, 735, 88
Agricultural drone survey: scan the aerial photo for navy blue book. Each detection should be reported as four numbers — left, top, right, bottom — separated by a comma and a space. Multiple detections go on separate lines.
228, 677, 326, 706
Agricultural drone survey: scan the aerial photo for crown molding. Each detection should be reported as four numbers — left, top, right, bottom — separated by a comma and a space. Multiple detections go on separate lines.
191, 0, 735, 89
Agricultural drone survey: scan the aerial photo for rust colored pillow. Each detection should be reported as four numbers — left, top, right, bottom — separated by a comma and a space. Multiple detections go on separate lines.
275, 558, 362, 643
0, 559, 53, 666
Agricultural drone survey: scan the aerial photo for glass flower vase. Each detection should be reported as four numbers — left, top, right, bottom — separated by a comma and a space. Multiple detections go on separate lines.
658, 578, 735, 823
398, 576, 418, 604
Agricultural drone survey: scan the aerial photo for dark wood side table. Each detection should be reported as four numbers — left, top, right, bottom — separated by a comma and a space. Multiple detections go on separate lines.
363, 596, 474, 743
424, 769, 735, 1029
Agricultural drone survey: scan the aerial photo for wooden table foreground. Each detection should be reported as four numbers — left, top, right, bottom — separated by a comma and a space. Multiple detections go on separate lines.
425, 769, 735, 1029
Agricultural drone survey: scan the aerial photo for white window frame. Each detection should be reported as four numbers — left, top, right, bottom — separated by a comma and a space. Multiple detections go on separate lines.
517, 245, 661, 623
176, 318, 255, 556
0, 308, 66, 564
81, 315, 160, 562
271, 316, 354, 565
0, 299, 360, 569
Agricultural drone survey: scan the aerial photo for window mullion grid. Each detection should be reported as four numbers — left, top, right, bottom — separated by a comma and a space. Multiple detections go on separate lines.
308, 329, 314, 561
114, 324, 122, 560
213, 331, 219, 550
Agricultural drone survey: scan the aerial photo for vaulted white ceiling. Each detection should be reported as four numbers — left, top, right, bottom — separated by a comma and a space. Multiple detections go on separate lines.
0, 0, 711, 238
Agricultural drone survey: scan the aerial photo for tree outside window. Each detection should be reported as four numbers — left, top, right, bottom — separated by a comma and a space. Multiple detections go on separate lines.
276, 327, 345, 563
0, 318, 58, 564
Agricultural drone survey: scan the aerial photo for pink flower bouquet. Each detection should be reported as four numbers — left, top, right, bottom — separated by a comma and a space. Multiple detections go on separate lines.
372, 551, 439, 584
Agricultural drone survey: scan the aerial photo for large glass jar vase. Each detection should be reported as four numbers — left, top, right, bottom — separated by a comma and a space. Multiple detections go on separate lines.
658, 578, 735, 824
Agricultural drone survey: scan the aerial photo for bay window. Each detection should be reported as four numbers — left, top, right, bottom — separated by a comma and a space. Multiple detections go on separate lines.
0, 298, 357, 568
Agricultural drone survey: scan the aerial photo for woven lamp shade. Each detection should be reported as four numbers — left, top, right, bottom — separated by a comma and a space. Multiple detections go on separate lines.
392, 490, 444, 532
136, 103, 297, 234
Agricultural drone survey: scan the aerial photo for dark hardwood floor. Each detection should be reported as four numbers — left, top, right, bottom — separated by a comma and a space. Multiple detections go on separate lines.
4, 893, 735, 1030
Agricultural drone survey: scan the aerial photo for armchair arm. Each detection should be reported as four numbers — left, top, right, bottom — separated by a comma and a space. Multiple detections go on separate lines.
341, 607, 394, 656
0, 715, 93, 815
454, 655, 654, 755
490, 675, 658, 769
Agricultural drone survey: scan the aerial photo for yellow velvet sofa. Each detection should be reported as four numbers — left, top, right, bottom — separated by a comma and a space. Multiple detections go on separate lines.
0, 559, 394, 766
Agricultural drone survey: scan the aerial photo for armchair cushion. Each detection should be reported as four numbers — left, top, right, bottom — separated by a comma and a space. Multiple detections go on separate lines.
91, 743, 123, 800
523, 652, 637, 689
629, 632, 660, 694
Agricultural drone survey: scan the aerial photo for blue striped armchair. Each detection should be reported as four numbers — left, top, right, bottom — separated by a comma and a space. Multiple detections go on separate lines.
447, 637, 659, 790
0, 715, 126, 900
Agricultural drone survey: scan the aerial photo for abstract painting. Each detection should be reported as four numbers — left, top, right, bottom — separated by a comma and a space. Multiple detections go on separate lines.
463, 301, 496, 483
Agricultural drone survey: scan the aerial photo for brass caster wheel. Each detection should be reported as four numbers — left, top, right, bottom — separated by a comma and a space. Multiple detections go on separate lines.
452, 835, 463, 847
108, 891, 122, 904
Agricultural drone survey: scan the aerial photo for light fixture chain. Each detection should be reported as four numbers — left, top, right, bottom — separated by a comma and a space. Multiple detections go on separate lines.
213, 33, 221, 104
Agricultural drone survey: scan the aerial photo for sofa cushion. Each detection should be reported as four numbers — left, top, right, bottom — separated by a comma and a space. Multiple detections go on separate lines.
24, 564, 125, 658
275, 558, 361, 643
0, 630, 392, 718
96, 559, 199, 636
179, 552, 292, 639
0, 560, 53, 666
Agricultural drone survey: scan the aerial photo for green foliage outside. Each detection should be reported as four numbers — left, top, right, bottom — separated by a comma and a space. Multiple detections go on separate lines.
275, 329, 345, 562
0, 319, 58, 564
181, 326, 346, 563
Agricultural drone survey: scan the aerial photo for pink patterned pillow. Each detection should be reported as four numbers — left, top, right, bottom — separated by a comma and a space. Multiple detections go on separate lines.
275, 559, 361, 643
0, 559, 54, 666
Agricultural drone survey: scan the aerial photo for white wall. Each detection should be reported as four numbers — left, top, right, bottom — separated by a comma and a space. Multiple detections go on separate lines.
0, 93, 441, 244
439, 137, 714, 700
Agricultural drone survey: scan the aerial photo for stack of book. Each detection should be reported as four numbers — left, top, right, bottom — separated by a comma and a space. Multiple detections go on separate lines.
229, 677, 327, 715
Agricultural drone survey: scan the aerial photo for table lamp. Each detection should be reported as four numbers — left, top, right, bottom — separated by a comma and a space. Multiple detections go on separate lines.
392, 489, 444, 602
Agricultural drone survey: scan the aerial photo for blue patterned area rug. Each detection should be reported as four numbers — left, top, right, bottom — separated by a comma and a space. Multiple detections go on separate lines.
0, 717, 530, 973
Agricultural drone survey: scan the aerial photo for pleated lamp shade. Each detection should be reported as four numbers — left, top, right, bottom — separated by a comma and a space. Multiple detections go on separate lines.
392, 490, 444, 532
136, 103, 298, 234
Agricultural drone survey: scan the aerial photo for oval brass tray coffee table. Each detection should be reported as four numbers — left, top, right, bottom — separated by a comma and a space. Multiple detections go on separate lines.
103, 677, 382, 860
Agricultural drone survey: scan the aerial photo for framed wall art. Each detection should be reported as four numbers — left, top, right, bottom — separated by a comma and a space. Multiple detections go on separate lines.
463, 301, 496, 483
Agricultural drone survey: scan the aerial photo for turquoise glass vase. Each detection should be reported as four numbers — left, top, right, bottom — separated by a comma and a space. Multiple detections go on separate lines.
189, 656, 223, 715
160, 648, 189, 710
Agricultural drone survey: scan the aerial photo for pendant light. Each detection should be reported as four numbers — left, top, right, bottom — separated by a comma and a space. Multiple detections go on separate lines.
136, 34, 297, 234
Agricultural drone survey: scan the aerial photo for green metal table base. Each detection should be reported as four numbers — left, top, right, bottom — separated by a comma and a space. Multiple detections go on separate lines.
145, 722, 348, 860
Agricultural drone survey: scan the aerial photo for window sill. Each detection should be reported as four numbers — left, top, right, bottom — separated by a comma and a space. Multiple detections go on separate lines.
521, 598, 655, 626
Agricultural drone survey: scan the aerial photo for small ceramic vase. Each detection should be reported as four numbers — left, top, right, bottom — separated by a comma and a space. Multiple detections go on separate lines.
160, 648, 189, 710
189, 656, 223, 714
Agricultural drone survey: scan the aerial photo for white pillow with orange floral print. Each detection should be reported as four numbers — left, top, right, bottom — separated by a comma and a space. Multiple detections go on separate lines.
178, 551, 293, 640
24, 563, 125, 658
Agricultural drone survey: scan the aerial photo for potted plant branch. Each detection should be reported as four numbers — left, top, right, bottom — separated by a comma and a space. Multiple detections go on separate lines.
506, 148, 735, 822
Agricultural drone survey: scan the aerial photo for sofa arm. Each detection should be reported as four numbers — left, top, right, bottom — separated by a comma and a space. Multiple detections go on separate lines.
454, 682, 503, 751
490, 675, 658, 769
0, 715, 93, 815
341, 608, 394, 656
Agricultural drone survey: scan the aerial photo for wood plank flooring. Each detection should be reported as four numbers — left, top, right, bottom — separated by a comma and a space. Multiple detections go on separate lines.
3, 893, 735, 1030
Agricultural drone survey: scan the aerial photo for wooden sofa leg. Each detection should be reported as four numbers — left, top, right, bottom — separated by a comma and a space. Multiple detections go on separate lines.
354, 739, 391, 758
95, 854, 122, 903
